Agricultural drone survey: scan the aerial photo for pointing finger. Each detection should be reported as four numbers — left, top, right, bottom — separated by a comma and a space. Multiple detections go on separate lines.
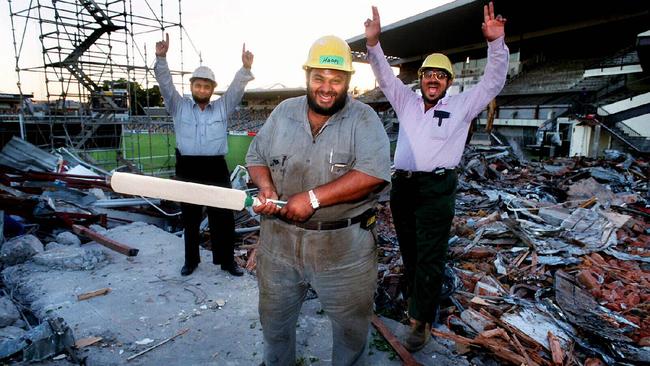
372, 6, 379, 21
242, 43, 246, 53
165, 32, 169, 44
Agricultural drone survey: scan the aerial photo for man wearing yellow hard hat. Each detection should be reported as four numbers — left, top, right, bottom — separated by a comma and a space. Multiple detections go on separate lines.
246, 35, 391, 365
364, 1, 509, 352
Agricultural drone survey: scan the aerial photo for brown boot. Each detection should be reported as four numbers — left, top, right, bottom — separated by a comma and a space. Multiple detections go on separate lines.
404, 318, 431, 352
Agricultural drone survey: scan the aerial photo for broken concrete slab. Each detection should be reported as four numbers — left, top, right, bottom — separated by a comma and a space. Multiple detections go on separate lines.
54, 231, 81, 247
0, 297, 20, 327
31, 245, 106, 271
0, 234, 43, 266
0, 325, 25, 341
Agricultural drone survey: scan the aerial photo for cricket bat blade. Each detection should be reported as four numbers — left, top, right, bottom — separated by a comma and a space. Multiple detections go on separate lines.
110, 172, 251, 211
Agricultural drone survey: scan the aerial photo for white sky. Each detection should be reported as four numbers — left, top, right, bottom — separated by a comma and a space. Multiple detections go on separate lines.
0, 0, 454, 99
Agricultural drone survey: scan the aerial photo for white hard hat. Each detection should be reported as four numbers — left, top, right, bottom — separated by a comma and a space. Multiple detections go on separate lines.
190, 66, 216, 83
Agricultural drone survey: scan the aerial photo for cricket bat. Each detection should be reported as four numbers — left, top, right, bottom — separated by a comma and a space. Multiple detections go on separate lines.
109, 172, 284, 210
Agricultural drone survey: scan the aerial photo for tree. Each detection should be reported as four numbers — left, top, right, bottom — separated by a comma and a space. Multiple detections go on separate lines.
100, 79, 163, 115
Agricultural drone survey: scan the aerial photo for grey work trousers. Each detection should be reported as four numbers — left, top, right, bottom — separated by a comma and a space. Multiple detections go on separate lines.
257, 218, 377, 366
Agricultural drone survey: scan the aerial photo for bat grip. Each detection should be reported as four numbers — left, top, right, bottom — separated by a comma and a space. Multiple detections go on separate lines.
246, 196, 286, 208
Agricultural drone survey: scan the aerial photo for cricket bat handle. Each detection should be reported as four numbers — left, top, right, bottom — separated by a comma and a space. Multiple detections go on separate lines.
247, 197, 287, 208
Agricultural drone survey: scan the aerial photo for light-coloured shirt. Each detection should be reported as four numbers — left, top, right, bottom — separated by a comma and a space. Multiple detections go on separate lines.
154, 57, 254, 156
367, 37, 509, 171
246, 96, 391, 221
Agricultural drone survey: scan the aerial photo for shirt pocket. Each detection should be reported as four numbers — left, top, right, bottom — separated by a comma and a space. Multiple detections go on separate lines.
429, 109, 452, 141
204, 118, 227, 144
269, 154, 291, 196
328, 152, 353, 179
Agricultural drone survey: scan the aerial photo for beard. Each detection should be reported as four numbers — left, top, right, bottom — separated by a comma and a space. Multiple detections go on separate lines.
192, 94, 211, 104
306, 85, 348, 116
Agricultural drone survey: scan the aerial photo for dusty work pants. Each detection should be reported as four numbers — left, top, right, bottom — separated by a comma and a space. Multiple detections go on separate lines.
257, 218, 377, 366
175, 150, 235, 266
390, 170, 457, 323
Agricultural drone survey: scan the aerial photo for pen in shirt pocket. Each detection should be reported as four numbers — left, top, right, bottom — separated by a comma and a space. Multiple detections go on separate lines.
329, 148, 347, 172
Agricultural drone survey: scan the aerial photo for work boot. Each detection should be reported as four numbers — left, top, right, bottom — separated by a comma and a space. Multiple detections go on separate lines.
404, 318, 431, 352
221, 261, 244, 276
180, 262, 198, 276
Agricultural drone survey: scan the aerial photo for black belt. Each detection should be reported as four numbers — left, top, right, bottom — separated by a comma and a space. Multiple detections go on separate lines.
280, 208, 376, 231
394, 168, 455, 179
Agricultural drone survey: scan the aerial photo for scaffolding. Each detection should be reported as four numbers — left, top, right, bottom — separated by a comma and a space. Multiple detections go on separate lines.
6, 0, 197, 176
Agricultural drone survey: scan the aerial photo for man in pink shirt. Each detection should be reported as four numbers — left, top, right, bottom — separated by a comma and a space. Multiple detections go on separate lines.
364, 1, 509, 351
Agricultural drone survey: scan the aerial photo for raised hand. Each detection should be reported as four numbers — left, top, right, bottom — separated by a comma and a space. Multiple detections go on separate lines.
242, 43, 254, 70
155, 33, 170, 57
364, 6, 381, 47
481, 1, 506, 42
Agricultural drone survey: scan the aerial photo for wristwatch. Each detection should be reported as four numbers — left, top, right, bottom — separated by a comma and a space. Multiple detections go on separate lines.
308, 189, 320, 210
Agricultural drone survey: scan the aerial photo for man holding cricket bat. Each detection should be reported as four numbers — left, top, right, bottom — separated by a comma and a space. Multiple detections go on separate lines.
246, 35, 391, 365
154, 33, 254, 276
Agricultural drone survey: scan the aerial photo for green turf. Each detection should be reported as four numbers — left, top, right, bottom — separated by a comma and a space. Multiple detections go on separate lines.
88, 132, 253, 175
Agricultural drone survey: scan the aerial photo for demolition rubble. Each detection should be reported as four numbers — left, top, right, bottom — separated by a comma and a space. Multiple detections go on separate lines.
0, 136, 648, 365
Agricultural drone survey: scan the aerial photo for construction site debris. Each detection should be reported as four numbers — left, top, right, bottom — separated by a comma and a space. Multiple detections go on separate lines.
125, 328, 189, 362
74, 336, 103, 349
73, 224, 139, 256
77, 287, 111, 301
371, 315, 422, 366
373, 144, 649, 365
0, 131, 647, 364
0, 234, 43, 266
0, 317, 76, 362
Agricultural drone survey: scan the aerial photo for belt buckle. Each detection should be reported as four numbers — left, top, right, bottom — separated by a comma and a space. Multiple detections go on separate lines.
434, 168, 446, 176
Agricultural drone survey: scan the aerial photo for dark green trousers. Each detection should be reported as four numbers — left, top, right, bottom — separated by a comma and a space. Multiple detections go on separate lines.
390, 170, 457, 323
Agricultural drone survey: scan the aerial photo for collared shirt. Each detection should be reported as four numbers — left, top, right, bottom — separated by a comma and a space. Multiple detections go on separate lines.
246, 96, 391, 221
367, 37, 509, 172
154, 57, 254, 156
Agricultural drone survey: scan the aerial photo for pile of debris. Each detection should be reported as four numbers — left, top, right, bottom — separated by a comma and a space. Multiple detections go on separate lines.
374, 144, 649, 365
0, 134, 648, 364
0, 137, 260, 363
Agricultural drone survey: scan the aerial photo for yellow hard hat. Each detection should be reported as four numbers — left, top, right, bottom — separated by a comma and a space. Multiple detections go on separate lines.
418, 53, 454, 79
303, 35, 355, 74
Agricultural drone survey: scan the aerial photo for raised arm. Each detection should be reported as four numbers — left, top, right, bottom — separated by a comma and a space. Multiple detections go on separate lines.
462, 1, 509, 118
219, 43, 255, 117
364, 6, 413, 113
153, 33, 182, 114
481, 1, 506, 42
364, 6, 381, 47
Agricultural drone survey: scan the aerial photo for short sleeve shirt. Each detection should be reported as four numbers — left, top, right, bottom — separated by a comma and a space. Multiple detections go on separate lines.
246, 96, 391, 221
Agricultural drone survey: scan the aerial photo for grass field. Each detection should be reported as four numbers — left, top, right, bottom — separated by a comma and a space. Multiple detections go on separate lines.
89, 132, 254, 176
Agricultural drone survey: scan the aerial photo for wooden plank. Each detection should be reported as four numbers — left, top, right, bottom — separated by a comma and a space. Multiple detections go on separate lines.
73, 224, 139, 256
547, 331, 564, 366
371, 315, 422, 366
75, 336, 103, 348
77, 287, 111, 301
